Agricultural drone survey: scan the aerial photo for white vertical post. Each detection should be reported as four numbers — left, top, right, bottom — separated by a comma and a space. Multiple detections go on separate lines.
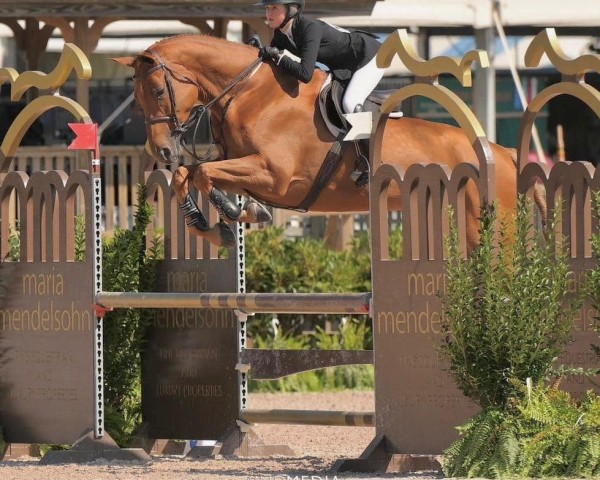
235, 195, 248, 413
92, 155, 104, 438
474, 26, 497, 142
492, 3, 547, 164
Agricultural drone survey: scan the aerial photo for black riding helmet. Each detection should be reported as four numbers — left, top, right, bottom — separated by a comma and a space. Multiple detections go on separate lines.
255, 0, 305, 28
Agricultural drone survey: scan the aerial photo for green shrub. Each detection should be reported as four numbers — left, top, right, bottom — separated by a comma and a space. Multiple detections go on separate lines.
249, 324, 322, 392
441, 197, 576, 409
245, 226, 371, 294
586, 190, 600, 362
249, 316, 374, 392
3, 223, 21, 261
314, 318, 374, 390
74, 215, 86, 261
101, 184, 163, 445
244, 226, 381, 392
244, 226, 376, 340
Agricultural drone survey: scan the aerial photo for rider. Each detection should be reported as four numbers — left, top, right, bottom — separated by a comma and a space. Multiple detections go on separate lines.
255, 0, 384, 114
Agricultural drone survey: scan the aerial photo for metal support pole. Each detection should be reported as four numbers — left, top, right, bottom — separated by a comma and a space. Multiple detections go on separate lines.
474, 26, 496, 142
492, 3, 547, 164
92, 156, 104, 439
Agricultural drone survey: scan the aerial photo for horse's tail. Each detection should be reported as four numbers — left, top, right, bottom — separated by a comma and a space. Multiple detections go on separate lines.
508, 147, 548, 228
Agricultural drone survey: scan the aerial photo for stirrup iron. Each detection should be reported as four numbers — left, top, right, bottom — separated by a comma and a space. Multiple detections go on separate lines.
350, 140, 370, 188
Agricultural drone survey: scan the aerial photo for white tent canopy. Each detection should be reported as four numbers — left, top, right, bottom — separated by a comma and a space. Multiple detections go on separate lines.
1, 0, 596, 145
323, 0, 599, 143
321, 0, 598, 71
323, 0, 600, 31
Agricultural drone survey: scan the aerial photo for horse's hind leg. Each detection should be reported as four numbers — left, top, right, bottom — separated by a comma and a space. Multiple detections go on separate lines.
209, 187, 241, 221
211, 192, 272, 224
240, 199, 272, 223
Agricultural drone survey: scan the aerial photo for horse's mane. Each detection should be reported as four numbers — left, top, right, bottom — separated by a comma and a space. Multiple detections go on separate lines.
141, 31, 328, 90
149, 33, 256, 55
152, 33, 208, 47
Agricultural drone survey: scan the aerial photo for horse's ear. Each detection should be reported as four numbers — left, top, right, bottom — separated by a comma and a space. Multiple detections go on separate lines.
111, 56, 136, 68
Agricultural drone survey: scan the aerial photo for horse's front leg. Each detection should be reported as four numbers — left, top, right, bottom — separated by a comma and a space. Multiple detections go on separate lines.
175, 166, 244, 223
192, 155, 276, 225
172, 165, 236, 247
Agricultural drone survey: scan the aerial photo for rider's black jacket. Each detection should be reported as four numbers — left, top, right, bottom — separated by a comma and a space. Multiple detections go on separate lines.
270, 15, 380, 83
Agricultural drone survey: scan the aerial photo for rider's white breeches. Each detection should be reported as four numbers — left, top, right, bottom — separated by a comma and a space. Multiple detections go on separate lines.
342, 55, 386, 114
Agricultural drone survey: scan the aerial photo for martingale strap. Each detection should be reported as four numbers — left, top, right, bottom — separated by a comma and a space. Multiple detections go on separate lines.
296, 134, 350, 212
242, 136, 350, 213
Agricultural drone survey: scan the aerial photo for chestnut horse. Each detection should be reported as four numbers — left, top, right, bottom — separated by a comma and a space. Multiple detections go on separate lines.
114, 34, 528, 249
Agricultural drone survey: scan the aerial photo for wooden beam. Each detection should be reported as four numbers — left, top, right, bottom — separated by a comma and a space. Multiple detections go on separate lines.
213, 18, 229, 38
242, 18, 272, 46
2, 19, 54, 71
0, 1, 377, 18
37, 16, 75, 43
89, 17, 124, 50
181, 19, 213, 35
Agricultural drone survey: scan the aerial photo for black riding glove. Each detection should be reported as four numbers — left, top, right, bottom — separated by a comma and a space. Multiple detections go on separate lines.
259, 46, 281, 61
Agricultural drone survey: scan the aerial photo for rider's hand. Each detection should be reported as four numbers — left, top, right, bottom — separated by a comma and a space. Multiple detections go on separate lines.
259, 46, 281, 61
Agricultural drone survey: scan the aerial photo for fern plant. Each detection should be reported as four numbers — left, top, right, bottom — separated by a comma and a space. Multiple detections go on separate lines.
517, 383, 600, 477
74, 215, 86, 261
443, 407, 513, 477
444, 381, 600, 478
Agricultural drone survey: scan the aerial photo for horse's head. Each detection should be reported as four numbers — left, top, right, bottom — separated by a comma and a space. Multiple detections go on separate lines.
113, 52, 201, 164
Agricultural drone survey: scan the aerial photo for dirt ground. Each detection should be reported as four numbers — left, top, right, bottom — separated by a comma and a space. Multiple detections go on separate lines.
0, 391, 445, 480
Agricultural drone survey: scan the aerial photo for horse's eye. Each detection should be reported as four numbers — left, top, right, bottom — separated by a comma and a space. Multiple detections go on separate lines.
152, 87, 166, 98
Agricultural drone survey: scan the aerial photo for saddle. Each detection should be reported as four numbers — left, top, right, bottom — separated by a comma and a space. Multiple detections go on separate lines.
317, 75, 403, 187
318, 74, 403, 138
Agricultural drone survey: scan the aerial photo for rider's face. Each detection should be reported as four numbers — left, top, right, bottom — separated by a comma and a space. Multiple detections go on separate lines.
265, 4, 287, 29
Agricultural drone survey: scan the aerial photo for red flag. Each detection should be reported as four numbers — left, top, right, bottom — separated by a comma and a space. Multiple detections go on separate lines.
68, 123, 99, 159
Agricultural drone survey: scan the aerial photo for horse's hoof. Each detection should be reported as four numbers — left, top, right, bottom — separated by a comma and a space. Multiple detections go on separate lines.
217, 222, 236, 248
245, 200, 272, 223
254, 206, 272, 223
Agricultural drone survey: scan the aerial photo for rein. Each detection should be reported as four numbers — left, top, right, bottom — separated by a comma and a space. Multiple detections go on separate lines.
141, 49, 263, 163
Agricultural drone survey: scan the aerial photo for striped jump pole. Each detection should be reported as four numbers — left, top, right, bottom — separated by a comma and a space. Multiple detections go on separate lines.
95, 291, 372, 314
240, 409, 375, 427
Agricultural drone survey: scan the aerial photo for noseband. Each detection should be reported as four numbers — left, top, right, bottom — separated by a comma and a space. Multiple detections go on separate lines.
139, 49, 263, 162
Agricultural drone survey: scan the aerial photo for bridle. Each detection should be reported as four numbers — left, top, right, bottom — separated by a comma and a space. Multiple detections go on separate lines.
139, 48, 263, 163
